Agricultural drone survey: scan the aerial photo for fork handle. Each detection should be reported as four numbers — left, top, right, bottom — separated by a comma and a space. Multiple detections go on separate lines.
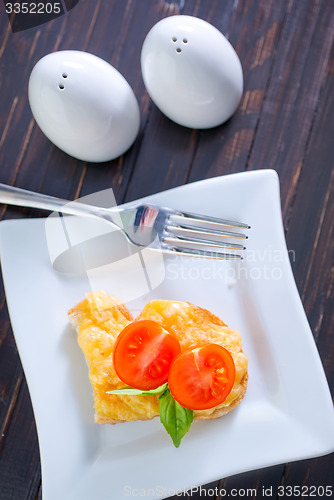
0, 182, 106, 220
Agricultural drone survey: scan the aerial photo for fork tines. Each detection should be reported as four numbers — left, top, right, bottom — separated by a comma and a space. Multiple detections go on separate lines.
163, 211, 250, 260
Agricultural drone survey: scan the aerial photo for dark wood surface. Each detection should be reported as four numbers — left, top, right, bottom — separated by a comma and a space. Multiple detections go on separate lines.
0, 1, 333, 499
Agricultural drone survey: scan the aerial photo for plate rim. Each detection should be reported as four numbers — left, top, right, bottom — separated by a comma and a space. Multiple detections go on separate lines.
0, 169, 333, 499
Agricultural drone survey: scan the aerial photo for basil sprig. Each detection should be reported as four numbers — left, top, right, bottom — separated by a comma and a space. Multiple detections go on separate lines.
107, 383, 193, 447
107, 383, 167, 396
158, 387, 193, 448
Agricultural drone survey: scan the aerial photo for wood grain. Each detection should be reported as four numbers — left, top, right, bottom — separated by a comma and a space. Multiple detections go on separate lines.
0, 0, 333, 498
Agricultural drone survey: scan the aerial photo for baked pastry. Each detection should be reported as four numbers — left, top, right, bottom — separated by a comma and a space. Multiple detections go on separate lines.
68, 291, 248, 423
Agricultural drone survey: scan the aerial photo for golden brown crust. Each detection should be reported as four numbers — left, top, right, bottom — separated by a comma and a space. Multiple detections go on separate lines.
68, 292, 133, 325
186, 302, 227, 327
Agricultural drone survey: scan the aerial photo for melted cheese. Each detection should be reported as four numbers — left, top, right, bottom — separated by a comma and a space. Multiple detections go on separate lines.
68, 292, 248, 423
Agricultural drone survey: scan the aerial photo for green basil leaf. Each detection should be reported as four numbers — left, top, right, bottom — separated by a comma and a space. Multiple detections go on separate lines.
158, 388, 193, 448
106, 383, 167, 396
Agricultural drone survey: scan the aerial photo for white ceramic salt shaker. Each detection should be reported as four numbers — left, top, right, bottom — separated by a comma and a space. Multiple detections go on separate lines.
28, 50, 140, 162
141, 16, 243, 129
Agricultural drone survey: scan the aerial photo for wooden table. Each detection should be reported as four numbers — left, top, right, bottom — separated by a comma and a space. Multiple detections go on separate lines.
0, 1, 333, 498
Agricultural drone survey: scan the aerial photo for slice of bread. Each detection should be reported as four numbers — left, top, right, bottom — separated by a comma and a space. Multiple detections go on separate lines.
68, 291, 248, 423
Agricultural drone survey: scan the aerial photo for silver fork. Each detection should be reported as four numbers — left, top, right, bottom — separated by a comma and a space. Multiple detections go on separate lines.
0, 183, 250, 260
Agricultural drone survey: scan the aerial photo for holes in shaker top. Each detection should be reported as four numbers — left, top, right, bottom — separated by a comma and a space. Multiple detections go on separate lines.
172, 37, 188, 43
172, 36, 188, 52
59, 72, 68, 89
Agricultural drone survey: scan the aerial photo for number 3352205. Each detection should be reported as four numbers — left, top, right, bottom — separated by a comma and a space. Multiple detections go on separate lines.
5, 3, 62, 14
278, 485, 332, 496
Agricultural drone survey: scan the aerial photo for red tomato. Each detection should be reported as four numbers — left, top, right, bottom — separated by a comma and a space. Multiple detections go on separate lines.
113, 320, 181, 390
168, 344, 235, 410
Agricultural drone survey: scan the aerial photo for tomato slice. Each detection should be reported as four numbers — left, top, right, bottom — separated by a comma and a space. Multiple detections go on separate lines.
113, 320, 181, 390
168, 344, 235, 410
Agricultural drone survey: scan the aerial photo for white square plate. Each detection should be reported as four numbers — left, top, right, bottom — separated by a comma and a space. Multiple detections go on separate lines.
0, 170, 333, 500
